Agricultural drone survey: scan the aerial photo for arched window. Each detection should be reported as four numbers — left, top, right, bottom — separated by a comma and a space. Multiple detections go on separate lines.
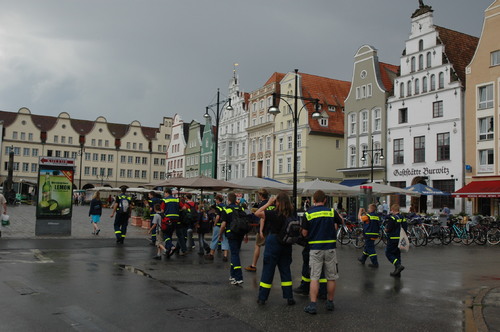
430, 74, 436, 91
426, 52, 432, 68
418, 54, 424, 70
438, 72, 445, 89
419, 39, 424, 51
407, 80, 412, 96
422, 76, 428, 92
400, 82, 405, 98
411, 57, 416, 72
414, 78, 420, 94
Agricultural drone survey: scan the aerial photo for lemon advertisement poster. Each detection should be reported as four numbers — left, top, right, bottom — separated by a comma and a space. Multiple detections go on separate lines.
37, 169, 74, 218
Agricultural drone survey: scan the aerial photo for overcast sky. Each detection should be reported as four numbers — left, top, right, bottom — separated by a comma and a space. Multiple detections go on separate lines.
0, 0, 493, 128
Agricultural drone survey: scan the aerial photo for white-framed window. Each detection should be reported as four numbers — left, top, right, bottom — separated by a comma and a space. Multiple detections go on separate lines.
259, 138, 263, 152
430, 74, 436, 91
492, 50, 500, 66
418, 54, 424, 70
479, 149, 494, 172
478, 84, 494, 109
265, 159, 271, 177
278, 158, 283, 174
422, 76, 428, 93
120, 169, 125, 178
414, 78, 420, 94
135, 170, 140, 178
297, 154, 301, 172
23, 148, 30, 156
286, 156, 292, 173
93, 153, 98, 161
22, 162, 29, 172
297, 133, 302, 148
28, 133, 33, 141
84, 167, 90, 176
407, 80, 412, 96
349, 146, 356, 167
54, 135, 58, 143
287, 136, 293, 149
319, 118, 328, 126
479, 117, 494, 140
360, 144, 368, 167
92, 167, 98, 176
349, 113, 356, 135
374, 142, 383, 165
32, 148, 38, 157
438, 72, 444, 89
31, 163, 37, 172
266, 136, 271, 151
410, 57, 416, 72
279, 138, 284, 151
92, 139, 96, 146
361, 111, 368, 133
373, 109, 381, 131
426, 52, 432, 68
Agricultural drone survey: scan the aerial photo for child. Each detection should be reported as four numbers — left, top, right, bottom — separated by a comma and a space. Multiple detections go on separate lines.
149, 204, 166, 260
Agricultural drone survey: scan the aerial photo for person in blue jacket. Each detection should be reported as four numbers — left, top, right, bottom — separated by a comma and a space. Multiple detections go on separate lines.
357, 204, 381, 267
385, 204, 407, 277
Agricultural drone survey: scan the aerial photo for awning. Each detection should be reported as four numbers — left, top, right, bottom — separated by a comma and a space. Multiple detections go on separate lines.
453, 180, 500, 198
339, 179, 368, 187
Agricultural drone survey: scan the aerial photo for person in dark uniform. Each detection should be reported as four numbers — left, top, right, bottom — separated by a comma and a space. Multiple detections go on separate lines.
110, 187, 132, 244
254, 193, 295, 306
385, 204, 407, 277
147, 191, 162, 246
357, 204, 381, 268
161, 188, 180, 257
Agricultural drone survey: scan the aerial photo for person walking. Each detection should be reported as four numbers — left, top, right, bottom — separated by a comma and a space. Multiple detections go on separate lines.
385, 204, 407, 277
302, 190, 343, 314
254, 193, 295, 306
219, 192, 247, 285
205, 194, 229, 262
149, 204, 166, 260
110, 187, 132, 244
357, 204, 381, 268
89, 191, 102, 235
147, 191, 162, 246
245, 188, 274, 272
161, 189, 180, 257
196, 205, 211, 255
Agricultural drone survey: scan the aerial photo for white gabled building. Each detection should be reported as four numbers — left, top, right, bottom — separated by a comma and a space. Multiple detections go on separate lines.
166, 114, 188, 178
386, 3, 478, 214
218, 72, 249, 181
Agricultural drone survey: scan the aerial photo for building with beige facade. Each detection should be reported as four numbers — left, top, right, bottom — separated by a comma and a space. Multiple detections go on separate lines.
455, 0, 500, 215
166, 114, 187, 179
184, 120, 203, 178
0, 108, 172, 193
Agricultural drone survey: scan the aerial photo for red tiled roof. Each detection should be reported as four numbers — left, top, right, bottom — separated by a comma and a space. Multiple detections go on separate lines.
378, 62, 399, 93
299, 72, 351, 136
435, 26, 479, 87
264, 72, 286, 86
243, 92, 250, 110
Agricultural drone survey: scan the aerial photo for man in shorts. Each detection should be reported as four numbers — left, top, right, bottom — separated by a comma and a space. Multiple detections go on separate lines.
301, 190, 343, 314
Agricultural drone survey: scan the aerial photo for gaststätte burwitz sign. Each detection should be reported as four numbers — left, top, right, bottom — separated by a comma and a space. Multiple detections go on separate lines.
393, 166, 451, 177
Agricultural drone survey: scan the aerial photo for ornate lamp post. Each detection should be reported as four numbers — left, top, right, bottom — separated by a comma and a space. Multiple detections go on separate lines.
361, 136, 384, 183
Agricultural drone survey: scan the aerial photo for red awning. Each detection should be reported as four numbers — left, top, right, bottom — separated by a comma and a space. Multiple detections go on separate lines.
453, 180, 500, 198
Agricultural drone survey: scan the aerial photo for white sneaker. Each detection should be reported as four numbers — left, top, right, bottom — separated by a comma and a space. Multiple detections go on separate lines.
231, 279, 243, 285
229, 277, 236, 282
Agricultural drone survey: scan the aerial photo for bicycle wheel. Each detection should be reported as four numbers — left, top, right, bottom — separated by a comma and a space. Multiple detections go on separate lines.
412, 227, 426, 247
452, 229, 462, 243
352, 228, 365, 248
440, 227, 452, 245
487, 229, 500, 245
473, 228, 487, 245
461, 231, 474, 245
338, 227, 350, 245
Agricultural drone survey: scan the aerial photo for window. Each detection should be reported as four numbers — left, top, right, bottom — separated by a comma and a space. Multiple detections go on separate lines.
68, 137, 73, 144
266, 159, 271, 177
107, 168, 113, 177
98, 139, 102, 147
127, 170, 132, 178
101, 154, 106, 162
135, 156, 140, 164
105, 140, 109, 147
71, 151, 77, 159
108, 154, 113, 162
120, 155, 126, 163
478, 84, 494, 109
390, 181, 407, 207
400, 82, 405, 98
414, 78, 420, 94
20, 132, 26, 140
433, 101, 443, 118
28, 133, 33, 141
361, 111, 368, 133
479, 117, 494, 140
373, 109, 381, 131
23, 148, 30, 156
278, 158, 283, 174
426, 52, 432, 68
279, 138, 284, 151
432, 180, 455, 209
437, 133, 450, 161
297, 133, 302, 148
133, 143, 137, 150
360, 144, 368, 167
410, 57, 416, 72
84, 167, 90, 176
422, 76, 428, 92
153, 171, 159, 179
393, 139, 404, 164
54, 135, 58, 143
266, 136, 271, 151
367, 84, 372, 97
286, 157, 292, 173
407, 81, 412, 96
430, 74, 436, 91
418, 54, 424, 70
414, 136, 425, 163
398, 108, 408, 124
92, 167, 98, 176
438, 72, 444, 89
154, 158, 159, 165
128, 156, 133, 163
287, 136, 292, 150
491, 50, 500, 66
22, 162, 29, 172
85, 152, 91, 161
479, 149, 494, 173
92, 139, 96, 146
142, 171, 147, 179
61, 136, 65, 144
419, 39, 424, 51
93, 153, 98, 161
31, 163, 37, 172
349, 113, 356, 135
349, 146, 356, 167
63, 151, 69, 158
373, 142, 382, 165
32, 148, 38, 157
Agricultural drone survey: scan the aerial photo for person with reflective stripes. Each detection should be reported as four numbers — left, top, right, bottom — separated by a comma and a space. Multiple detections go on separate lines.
219, 193, 246, 285
357, 204, 381, 268
385, 204, 407, 277
147, 191, 162, 246
254, 193, 295, 306
161, 189, 180, 256
205, 195, 229, 261
301, 190, 343, 314
110, 187, 132, 244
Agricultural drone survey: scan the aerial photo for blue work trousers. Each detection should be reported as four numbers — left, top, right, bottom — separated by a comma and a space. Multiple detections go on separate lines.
176, 225, 188, 253
361, 238, 378, 264
228, 235, 243, 281
258, 234, 293, 301
150, 216, 157, 243
114, 213, 129, 241
385, 240, 401, 266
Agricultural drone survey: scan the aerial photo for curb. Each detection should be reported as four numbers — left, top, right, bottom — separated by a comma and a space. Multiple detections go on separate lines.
465, 287, 490, 332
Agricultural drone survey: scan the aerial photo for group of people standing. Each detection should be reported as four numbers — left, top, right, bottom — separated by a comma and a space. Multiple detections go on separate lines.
95, 186, 407, 315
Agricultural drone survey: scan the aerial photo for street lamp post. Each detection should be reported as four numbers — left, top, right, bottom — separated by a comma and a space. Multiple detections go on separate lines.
267, 69, 321, 211
204, 89, 232, 179
361, 136, 384, 183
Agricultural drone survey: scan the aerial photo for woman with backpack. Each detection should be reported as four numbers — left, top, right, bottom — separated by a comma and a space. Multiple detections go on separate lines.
89, 191, 102, 235
254, 192, 295, 306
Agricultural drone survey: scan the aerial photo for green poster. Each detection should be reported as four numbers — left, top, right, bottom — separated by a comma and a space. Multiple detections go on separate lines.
37, 169, 73, 217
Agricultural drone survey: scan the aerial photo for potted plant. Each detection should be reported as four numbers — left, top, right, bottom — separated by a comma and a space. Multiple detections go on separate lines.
131, 206, 143, 226
141, 208, 151, 229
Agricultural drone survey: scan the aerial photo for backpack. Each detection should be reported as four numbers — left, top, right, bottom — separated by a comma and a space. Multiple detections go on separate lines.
229, 208, 251, 236
160, 213, 170, 232
180, 203, 197, 227
278, 215, 302, 245
117, 195, 130, 214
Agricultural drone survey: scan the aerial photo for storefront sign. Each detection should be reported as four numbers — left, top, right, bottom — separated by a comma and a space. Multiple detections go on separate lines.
393, 166, 450, 177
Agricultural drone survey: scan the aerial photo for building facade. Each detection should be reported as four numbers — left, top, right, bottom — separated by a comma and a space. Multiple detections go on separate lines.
247, 72, 284, 178
200, 116, 215, 178
339, 45, 398, 184
166, 114, 188, 178
0, 108, 171, 191
184, 120, 204, 178
386, 3, 478, 213
459, 0, 500, 215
